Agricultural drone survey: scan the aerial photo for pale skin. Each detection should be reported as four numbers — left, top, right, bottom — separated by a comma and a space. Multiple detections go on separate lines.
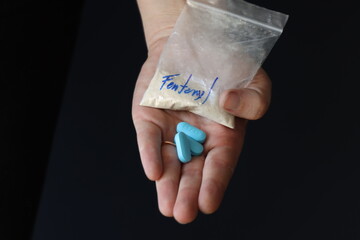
132, 0, 272, 224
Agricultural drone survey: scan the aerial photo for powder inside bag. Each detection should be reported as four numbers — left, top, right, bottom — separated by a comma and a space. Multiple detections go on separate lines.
140, 70, 235, 128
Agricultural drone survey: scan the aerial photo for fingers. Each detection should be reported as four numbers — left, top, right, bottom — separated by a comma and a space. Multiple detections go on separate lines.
155, 138, 241, 222
219, 68, 272, 120
155, 144, 181, 217
134, 121, 163, 180
156, 147, 204, 224
173, 156, 204, 224
198, 146, 239, 214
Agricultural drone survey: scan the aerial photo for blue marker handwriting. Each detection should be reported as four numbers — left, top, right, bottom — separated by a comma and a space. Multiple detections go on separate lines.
159, 74, 219, 104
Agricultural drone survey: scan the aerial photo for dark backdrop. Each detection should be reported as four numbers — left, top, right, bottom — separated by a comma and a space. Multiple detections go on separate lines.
1, 1, 359, 240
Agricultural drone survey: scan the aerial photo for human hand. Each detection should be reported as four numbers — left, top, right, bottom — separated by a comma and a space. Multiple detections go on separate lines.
132, 0, 271, 224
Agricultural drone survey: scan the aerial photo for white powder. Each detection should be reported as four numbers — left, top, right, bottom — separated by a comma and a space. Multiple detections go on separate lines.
139, 0, 288, 129
140, 70, 235, 128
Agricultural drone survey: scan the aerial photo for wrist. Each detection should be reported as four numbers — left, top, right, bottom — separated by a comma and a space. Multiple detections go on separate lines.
137, 0, 185, 51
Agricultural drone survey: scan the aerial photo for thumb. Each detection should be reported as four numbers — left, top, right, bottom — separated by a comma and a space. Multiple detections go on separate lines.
219, 69, 272, 120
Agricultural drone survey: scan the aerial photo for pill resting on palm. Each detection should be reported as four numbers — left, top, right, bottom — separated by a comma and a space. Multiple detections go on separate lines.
186, 135, 203, 156
174, 122, 206, 163
174, 132, 191, 163
177, 122, 206, 143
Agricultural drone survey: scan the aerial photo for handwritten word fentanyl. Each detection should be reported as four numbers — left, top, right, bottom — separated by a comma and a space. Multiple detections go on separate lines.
159, 74, 219, 104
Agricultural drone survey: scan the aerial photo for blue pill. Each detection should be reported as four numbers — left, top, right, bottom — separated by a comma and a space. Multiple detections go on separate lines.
174, 132, 191, 163
176, 122, 206, 143
186, 135, 204, 156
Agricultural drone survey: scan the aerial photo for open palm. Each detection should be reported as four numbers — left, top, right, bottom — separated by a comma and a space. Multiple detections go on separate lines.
132, 38, 270, 223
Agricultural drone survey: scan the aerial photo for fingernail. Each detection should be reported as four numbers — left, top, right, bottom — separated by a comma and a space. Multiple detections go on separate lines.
224, 92, 239, 111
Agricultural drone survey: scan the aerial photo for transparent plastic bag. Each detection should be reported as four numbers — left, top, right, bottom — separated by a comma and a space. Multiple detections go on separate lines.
140, 0, 289, 128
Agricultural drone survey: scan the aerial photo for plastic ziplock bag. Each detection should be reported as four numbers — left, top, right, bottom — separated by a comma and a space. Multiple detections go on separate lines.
140, 0, 289, 128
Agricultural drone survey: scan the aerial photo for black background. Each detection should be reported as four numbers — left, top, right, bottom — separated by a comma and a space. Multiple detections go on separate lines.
1, 0, 359, 240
